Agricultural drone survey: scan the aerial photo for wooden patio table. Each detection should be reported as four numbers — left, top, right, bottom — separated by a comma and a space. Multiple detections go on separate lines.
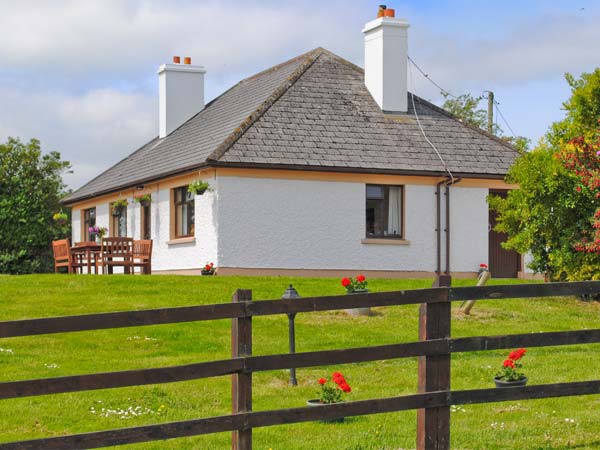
71, 242, 101, 274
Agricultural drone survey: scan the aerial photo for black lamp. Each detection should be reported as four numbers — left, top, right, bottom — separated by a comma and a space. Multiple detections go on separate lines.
281, 284, 301, 386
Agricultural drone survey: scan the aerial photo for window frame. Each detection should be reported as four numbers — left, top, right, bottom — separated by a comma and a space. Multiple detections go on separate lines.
140, 203, 151, 240
365, 184, 404, 239
82, 207, 96, 241
172, 186, 195, 239
109, 202, 128, 237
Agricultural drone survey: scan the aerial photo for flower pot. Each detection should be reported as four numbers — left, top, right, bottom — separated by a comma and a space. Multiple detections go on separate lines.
140, 200, 150, 207
201, 270, 215, 276
494, 376, 528, 388
306, 399, 344, 423
345, 289, 371, 316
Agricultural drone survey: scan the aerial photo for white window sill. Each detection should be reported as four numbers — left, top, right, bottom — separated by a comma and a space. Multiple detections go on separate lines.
167, 236, 196, 245
361, 238, 410, 245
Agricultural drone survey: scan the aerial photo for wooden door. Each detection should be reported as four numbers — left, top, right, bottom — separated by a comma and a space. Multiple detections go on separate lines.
489, 190, 520, 278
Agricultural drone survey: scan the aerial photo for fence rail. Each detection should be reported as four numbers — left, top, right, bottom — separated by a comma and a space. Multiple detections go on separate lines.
1, 281, 600, 450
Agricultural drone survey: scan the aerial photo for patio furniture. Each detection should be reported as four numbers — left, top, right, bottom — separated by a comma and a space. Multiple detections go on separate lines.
133, 239, 153, 275
52, 239, 83, 273
100, 237, 134, 274
70, 242, 102, 274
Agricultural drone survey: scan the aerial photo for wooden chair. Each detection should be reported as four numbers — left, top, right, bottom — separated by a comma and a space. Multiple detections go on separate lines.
133, 240, 153, 275
100, 237, 134, 274
52, 239, 82, 273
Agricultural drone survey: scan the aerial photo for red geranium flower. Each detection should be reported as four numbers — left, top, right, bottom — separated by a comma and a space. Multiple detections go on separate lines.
508, 348, 527, 361
356, 274, 365, 282
339, 382, 352, 393
341, 278, 351, 287
503, 359, 515, 369
318, 378, 327, 385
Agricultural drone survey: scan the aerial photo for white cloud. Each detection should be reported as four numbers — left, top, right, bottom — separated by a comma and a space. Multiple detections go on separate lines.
0, 86, 155, 189
409, 11, 600, 98
0, 0, 359, 78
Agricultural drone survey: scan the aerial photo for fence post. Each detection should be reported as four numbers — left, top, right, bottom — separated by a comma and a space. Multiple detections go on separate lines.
232, 289, 252, 450
417, 275, 451, 450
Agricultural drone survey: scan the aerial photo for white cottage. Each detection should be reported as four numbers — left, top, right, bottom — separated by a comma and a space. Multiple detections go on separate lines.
63, 12, 525, 278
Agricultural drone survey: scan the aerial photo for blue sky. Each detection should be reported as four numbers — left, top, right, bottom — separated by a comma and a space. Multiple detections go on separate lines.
1, 0, 598, 188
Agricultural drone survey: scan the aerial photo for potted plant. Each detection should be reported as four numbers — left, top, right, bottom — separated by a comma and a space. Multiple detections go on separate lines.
134, 193, 152, 207
201, 262, 215, 275
188, 180, 211, 196
88, 226, 107, 243
112, 199, 128, 216
342, 275, 371, 316
307, 371, 351, 423
52, 212, 68, 226
494, 348, 528, 387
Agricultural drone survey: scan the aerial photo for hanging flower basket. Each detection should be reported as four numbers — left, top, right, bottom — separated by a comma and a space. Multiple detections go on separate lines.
52, 212, 68, 226
188, 180, 211, 196
134, 193, 152, 207
111, 199, 128, 216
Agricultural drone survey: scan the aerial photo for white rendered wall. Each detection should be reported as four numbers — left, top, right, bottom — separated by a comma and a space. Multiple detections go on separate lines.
71, 210, 81, 243
69, 180, 218, 272
150, 180, 218, 271
216, 176, 488, 272
449, 187, 489, 272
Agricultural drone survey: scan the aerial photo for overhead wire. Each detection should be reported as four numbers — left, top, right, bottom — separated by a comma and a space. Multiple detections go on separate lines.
407, 55, 456, 99
408, 56, 519, 138
494, 101, 517, 137
408, 60, 455, 182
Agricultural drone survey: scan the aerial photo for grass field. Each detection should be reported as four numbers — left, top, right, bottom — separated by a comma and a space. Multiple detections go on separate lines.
1, 274, 600, 450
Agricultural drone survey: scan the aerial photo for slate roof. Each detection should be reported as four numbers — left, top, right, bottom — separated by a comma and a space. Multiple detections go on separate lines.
63, 48, 519, 204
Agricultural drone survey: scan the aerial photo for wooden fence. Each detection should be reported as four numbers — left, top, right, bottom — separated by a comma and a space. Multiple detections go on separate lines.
1, 281, 600, 449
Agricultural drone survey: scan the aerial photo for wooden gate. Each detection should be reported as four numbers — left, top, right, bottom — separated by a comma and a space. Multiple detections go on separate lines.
489, 190, 520, 278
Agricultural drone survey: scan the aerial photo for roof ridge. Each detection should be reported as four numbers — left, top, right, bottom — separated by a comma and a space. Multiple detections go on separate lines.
206, 48, 325, 162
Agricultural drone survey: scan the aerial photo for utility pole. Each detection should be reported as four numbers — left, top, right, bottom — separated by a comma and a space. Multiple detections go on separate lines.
485, 90, 494, 134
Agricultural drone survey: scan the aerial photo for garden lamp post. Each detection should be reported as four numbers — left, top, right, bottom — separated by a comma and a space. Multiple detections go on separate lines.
282, 284, 300, 386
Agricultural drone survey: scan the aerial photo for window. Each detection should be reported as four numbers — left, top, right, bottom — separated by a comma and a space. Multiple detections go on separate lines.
83, 208, 96, 241
110, 203, 128, 237
366, 184, 403, 238
174, 186, 195, 238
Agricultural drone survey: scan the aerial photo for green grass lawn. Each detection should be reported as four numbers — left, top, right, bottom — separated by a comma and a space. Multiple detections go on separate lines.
0, 274, 599, 450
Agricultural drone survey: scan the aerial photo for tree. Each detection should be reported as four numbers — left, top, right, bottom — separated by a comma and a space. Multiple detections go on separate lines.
441, 93, 530, 151
491, 70, 600, 281
0, 137, 71, 274
442, 93, 490, 131
548, 69, 600, 148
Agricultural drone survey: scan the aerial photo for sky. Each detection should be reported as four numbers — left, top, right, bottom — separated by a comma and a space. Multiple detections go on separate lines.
1, 0, 598, 189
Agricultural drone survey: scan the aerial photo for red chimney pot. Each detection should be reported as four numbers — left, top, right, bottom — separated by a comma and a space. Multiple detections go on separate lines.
173, 56, 181, 64
184, 56, 191, 65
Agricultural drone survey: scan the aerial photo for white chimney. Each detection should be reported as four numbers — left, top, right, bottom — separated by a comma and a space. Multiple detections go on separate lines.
363, 10, 409, 113
158, 56, 206, 138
